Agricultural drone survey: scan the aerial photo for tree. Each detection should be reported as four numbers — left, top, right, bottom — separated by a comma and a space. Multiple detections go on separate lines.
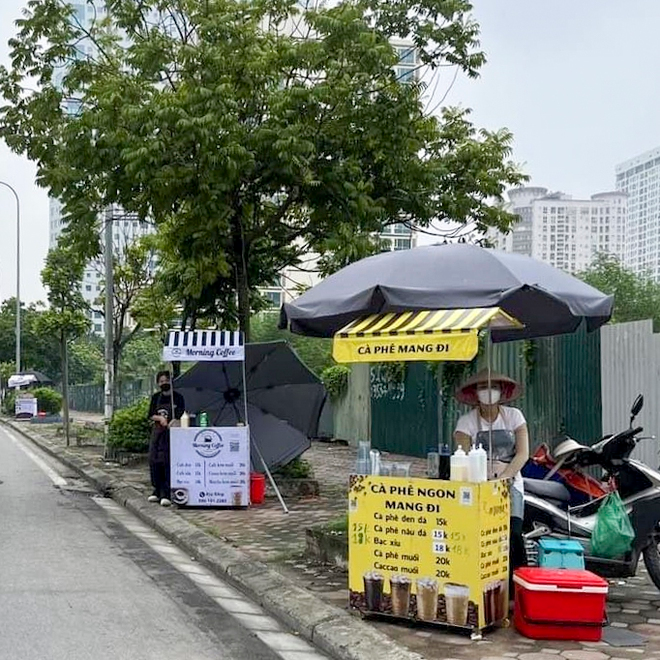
251, 312, 332, 375
580, 254, 660, 330
93, 230, 157, 404
38, 244, 90, 445
0, 0, 526, 338
69, 335, 104, 384
117, 333, 164, 386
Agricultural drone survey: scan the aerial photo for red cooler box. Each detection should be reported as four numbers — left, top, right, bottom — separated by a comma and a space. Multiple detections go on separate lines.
513, 568, 608, 641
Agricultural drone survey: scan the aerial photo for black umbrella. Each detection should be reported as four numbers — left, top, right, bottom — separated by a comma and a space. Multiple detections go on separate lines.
173, 341, 326, 470
280, 243, 613, 341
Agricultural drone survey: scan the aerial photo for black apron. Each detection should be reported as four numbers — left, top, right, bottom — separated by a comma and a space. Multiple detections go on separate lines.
149, 393, 174, 464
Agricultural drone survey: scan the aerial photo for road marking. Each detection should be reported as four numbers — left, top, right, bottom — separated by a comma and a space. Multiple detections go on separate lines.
3, 427, 67, 487
92, 496, 329, 660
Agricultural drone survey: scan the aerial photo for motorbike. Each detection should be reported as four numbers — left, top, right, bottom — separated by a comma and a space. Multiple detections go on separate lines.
522, 395, 660, 590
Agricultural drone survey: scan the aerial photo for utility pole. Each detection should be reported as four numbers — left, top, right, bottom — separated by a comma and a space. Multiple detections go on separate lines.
0, 181, 20, 374
103, 206, 114, 455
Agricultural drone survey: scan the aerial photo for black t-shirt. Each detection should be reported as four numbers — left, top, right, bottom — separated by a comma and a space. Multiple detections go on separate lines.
148, 390, 185, 424
148, 390, 185, 463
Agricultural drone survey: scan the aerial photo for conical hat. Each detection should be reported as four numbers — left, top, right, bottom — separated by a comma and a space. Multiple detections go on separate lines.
455, 369, 521, 406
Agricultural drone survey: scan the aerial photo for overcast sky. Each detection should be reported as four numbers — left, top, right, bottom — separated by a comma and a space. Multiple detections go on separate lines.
1, 0, 660, 301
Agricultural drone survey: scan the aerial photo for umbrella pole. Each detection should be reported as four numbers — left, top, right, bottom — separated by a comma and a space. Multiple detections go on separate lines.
251, 432, 289, 514
239, 348, 288, 514
486, 330, 493, 476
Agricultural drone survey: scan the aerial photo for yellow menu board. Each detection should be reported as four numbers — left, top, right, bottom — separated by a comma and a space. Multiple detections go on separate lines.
348, 476, 510, 632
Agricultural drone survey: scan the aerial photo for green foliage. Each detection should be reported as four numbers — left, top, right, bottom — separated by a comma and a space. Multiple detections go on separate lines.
69, 336, 104, 384
117, 334, 164, 383
251, 313, 333, 376
521, 340, 537, 373
0, 0, 526, 338
32, 387, 62, 415
38, 245, 89, 341
2, 390, 15, 415
321, 365, 351, 401
580, 254, 660, 331
322, 514, 349, 534
274, 457, 313, 479
108, 398, 151, 453
380, 362, 407, 384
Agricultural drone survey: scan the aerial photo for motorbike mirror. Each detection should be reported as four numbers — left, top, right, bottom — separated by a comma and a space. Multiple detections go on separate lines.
631, 394, 644, 422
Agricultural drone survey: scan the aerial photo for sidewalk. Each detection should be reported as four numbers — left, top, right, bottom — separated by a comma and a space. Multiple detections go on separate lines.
11, 417, 660, 660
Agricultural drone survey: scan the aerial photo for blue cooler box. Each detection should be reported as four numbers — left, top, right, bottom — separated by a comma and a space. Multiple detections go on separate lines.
537, 538, 585, 569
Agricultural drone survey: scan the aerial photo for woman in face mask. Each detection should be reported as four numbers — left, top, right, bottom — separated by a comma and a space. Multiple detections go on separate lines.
453, 370, 529, 578
147, 370, 185, 506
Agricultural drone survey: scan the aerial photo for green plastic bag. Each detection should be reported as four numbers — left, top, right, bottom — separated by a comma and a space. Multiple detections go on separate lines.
591, 491, 635, 559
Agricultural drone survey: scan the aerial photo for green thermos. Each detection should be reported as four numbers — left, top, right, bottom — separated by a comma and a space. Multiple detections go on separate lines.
199, 412, 208, 427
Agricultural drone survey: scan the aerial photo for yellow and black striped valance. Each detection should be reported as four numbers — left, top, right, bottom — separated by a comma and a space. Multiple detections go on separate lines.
332, 308, 522, 363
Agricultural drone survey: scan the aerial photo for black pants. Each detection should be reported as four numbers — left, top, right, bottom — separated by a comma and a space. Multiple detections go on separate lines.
150, 461, 170, 500
510, 516, 525, 592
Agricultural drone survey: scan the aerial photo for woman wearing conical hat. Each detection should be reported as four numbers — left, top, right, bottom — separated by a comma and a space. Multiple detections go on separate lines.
454, 370, 529, 575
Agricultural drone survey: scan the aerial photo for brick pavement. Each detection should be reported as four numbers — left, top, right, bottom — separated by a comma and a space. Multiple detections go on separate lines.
28, 421, 660, 659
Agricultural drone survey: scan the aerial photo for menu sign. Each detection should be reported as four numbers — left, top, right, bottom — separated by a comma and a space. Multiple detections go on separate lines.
15, 396, 37, 418
169, 426, 250, 507
348, 476, 509, 631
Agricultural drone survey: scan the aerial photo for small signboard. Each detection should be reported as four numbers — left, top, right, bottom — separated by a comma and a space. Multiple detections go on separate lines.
163, 330, 244, 362
169, 426, 250, 507
15, 396, 37, 418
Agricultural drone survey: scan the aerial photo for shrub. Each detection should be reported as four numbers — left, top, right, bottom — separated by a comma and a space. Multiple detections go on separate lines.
108, 398, 151, 453
274, 456, 313, 479
2, 390, 15, 415
33, 387, 63, 415
321, 365, 351, 401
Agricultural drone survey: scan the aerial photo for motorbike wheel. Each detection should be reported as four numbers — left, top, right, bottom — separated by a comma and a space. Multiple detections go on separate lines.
643, 540, 660, 591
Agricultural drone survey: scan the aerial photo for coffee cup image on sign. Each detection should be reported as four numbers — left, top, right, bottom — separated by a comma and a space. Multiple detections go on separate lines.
390, 574, 412, 617
415, 577, 438, 621
483, 580, 507, 625
363, 571, 384, 611
444, 583, 470, 626
171, 488, 189, 505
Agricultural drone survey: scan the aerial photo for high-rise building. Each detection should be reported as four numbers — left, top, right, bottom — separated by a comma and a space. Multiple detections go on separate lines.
50, 1, 153, 334
488, 186, 627, 274
615, 147, 660, 279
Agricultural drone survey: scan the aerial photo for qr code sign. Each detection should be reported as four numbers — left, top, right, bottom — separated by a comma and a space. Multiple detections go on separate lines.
459, 487, 473, 506
230, 441, 239, 452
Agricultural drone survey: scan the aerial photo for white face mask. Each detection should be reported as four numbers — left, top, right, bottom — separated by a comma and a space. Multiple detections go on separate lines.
477, 388, 501, 406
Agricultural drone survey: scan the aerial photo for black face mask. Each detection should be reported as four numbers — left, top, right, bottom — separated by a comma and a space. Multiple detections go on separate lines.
160, 383, 171, 393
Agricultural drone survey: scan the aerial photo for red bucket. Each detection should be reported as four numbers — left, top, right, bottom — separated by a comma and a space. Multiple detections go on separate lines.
250, 472, 266, 505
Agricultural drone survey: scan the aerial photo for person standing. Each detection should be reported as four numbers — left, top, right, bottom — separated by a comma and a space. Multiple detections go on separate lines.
147, 370, 185, 506
453, 370, 529, 578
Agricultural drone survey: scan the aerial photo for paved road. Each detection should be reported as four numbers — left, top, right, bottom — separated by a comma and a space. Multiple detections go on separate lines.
0, 424, 325, 660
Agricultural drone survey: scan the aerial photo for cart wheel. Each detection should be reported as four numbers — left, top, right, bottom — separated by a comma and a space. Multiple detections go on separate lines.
470, 631, 483, 641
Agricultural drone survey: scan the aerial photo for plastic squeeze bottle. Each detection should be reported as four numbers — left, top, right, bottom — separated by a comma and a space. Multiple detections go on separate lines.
475, 443, 488, 482
450, 447, 468, 482
467, 444, 487, 482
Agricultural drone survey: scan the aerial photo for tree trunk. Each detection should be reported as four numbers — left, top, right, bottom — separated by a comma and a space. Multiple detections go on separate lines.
235, 254, 251, 341
112, 342, 120, 410
61, 334, 71, 447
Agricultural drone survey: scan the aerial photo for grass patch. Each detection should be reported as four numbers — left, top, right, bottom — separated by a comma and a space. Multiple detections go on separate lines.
321, 513, 348, 534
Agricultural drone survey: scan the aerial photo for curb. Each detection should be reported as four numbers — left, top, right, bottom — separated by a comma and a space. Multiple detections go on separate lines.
3, 420, 422, 660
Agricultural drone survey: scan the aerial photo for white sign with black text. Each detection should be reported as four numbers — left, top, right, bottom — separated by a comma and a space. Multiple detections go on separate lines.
15, 397, 38, 417
169, 426, 250, 507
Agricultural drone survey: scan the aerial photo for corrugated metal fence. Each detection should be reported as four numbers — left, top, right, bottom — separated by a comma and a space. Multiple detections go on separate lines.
366, 325, 602, 458
601, 320, 660, 468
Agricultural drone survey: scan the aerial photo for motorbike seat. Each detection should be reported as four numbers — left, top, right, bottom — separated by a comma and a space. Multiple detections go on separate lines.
523, 478, 571, 503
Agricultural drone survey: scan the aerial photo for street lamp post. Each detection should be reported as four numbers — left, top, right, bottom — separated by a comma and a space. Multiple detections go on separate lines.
0, 181, 20, 374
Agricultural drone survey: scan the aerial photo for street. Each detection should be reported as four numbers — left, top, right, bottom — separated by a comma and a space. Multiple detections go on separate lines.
0, 424, 326, 660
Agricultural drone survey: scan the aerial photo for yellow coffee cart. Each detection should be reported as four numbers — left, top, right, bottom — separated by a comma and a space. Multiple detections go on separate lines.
335, 307, 521, 638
